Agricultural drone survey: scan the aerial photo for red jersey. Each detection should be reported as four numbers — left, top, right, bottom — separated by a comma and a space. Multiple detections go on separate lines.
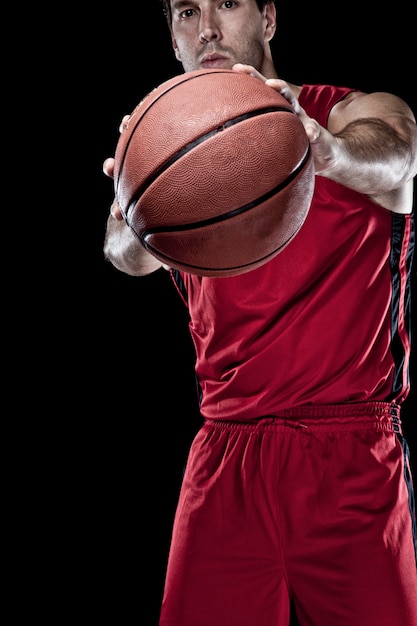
170, 84, 415, 421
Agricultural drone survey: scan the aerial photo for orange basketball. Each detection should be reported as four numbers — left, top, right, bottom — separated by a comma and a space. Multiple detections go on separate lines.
113, 69, 314, 277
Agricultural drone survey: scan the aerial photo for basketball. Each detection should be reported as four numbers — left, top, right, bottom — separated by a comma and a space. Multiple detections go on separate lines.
113, 68, 315, 277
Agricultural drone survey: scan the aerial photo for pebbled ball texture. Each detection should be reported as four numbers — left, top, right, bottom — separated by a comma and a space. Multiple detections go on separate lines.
114, 68, 315, 277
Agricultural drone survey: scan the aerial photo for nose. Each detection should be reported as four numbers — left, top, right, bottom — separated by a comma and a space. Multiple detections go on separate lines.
199, 11, 220, 43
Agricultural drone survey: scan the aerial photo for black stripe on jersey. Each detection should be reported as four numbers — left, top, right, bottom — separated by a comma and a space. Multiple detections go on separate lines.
389, 213, 415, 400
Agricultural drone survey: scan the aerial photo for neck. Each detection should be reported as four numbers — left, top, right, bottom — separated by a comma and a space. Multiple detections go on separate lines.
260, 46, 278, 79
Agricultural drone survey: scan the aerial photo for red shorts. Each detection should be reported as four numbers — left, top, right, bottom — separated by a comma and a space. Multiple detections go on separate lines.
159, 403, 417, 626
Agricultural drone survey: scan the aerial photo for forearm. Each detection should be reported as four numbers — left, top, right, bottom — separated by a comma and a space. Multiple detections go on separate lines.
318, 117, 417, 195
103, 214, 163, 276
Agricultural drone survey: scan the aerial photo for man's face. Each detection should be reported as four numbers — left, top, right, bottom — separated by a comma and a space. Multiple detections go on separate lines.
169, 0, 271, 73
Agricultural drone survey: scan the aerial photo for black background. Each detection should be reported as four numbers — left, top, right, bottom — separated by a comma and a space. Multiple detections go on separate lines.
57, 3, 416, 623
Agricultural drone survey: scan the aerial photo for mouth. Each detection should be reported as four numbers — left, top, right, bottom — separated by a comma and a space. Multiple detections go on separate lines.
200, 53, 230, 69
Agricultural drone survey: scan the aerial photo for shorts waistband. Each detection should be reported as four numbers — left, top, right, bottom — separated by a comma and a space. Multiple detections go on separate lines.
205, 403, 402, 434
270, 401, 400, 419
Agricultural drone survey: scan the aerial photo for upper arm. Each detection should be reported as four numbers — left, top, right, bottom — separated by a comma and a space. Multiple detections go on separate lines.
324, 90, 417, 213
328, 90, 416, 139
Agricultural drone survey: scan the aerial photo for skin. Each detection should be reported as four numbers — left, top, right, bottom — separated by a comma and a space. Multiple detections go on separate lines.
103, 0, 417, 276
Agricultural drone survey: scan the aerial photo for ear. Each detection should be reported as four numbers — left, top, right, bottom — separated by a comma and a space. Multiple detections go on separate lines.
264, 2, 277, 41
171, 35, 182, 61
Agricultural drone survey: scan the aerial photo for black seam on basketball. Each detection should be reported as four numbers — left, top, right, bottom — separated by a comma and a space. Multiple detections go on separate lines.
124, 106, 296, 223
139, 143, 311, 238
116, 70, 294, 188
141, 220, 304, 273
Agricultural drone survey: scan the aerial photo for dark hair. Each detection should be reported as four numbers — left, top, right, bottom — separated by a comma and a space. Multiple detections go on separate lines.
160, 1, 274, 27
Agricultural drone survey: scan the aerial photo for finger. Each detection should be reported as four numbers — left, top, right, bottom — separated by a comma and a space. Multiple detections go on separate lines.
103, 157, 115, 178
110, 198, 124, 221
232, 63, 267, 83
265, 78, 300, 113
119, 114, 130, 133
304, 120, 321, 143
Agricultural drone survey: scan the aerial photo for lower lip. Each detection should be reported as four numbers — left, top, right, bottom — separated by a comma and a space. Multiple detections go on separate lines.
202, 58, 228, 69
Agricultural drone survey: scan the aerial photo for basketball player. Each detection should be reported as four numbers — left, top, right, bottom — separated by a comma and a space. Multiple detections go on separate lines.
103, 1, 417, 624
